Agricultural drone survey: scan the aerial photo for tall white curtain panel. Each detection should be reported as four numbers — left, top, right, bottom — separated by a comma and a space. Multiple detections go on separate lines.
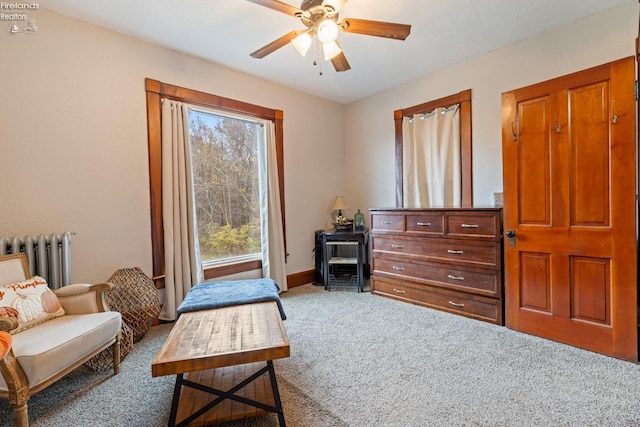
402, 105, 461, 207
160, 99, 203, 321
258, 121, 288, 290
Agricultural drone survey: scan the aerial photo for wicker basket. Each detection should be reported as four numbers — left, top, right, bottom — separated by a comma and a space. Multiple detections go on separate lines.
105, 267, 161, 343
84, 322, 134, 371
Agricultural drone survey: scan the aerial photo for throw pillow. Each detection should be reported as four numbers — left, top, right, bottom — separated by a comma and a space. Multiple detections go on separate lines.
0, 307, 19, 332
0, 276, 65, 334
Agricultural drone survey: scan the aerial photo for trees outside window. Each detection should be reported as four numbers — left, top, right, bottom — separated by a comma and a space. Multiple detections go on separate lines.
189, 110, 262, 264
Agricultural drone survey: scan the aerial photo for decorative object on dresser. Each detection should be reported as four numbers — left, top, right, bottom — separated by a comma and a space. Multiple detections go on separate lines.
369, 208, 503, 324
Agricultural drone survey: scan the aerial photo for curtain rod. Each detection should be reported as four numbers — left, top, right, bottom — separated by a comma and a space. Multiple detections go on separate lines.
408, 104, 459, 123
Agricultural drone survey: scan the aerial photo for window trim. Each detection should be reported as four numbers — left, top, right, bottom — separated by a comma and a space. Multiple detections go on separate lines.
394, 89, 473, 207
145, 78, 286, 288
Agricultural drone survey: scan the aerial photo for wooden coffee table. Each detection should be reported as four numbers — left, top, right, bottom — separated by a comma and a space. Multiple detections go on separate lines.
152, 301, 290, 426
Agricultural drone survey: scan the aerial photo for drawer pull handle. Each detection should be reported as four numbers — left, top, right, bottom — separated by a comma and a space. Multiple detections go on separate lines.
392, 266, 406, 271
393, 288, 406, 294
447, 274, 464, 281
447, 249, 464, 254
416, 222, 431, 226
461, 223, 479, 228
381, 221, 393, 224
448, 301, 465, 308
392, 244, 405, 249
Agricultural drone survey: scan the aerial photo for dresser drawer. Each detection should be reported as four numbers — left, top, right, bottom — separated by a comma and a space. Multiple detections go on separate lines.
406, 213, 444, 235
371, 276, 501, 324
370, 213, 404, 232
372, 236, 499, 268
446, 213, 500, 239
373, 257, 500, 297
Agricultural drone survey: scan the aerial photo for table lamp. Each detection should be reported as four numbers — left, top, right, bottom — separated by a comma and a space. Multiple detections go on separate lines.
332, 196, 348, 223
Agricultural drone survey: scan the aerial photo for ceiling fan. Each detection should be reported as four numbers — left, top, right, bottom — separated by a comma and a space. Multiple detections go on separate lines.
246, 0, 411, 72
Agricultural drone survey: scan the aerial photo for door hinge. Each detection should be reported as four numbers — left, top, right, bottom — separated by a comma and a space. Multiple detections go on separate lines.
635, 80, 639, 101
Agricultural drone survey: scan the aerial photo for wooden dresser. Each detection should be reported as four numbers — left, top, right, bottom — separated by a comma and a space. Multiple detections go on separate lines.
369, 208, 503, 325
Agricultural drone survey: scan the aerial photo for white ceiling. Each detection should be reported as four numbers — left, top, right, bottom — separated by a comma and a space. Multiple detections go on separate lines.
38, 0, 633, 104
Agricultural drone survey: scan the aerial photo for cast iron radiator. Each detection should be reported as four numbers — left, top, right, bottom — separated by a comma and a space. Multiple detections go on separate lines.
0, 232, 73, 289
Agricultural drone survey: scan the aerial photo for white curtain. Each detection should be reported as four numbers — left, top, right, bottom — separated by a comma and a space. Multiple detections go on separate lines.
402, 105, 461, 207
258, 121, 288, 290
159, 99, 203, 321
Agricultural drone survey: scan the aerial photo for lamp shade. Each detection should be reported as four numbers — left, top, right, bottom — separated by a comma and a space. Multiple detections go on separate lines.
322, 41, 342, 60
317, 19, 339, 44
332, 196, 348, 211
292, 32, 312, 57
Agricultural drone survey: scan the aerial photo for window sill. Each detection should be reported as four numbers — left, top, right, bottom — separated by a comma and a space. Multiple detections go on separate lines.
203, 259, 262, 280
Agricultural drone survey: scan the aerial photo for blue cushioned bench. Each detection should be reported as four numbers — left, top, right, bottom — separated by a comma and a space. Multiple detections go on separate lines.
176, 278, 286, 320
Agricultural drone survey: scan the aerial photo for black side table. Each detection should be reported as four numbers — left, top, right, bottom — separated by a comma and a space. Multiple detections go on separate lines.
321, 229, 369, 292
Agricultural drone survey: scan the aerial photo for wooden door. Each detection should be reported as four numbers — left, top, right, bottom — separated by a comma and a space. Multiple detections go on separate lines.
501, 57, 637, 361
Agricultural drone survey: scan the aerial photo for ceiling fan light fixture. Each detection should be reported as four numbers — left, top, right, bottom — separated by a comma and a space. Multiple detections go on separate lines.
291, 32, 312, 56
322, 40, 342, 60
247, 0, 411, 73
317, 19, 339, 44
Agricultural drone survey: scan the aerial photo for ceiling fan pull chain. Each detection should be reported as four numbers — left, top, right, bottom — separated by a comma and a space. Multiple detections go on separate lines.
311, 35, 323, 75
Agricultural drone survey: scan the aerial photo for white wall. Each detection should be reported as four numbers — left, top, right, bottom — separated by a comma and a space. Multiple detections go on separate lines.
0, 8, 345, 283
345, 3, 637, 215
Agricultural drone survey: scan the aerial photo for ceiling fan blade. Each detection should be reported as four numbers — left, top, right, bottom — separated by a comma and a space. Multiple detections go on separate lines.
246, 0, 302, 17
323, 0, 348, 13
331, 50, 351, 72
250, 30, 303, 58
340, 18, 411, 40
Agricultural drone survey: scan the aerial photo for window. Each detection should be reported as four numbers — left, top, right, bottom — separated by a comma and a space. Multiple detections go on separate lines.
394, 89, 473, 207
145, 79, 286, 286
188, 108, 262, 266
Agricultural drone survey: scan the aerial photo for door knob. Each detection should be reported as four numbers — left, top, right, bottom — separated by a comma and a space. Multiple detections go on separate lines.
505, 230, 516, 247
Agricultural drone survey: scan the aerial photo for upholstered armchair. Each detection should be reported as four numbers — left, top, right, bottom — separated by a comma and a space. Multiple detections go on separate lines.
0, 253, 122, 427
